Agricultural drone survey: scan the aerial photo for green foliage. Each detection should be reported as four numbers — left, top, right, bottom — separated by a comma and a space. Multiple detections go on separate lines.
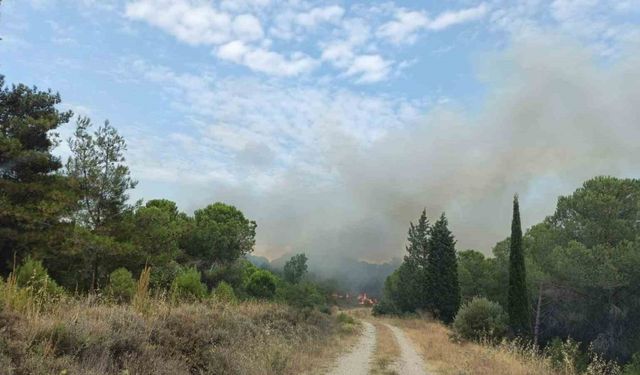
0, 77, 75, 275
107, 268, 135, 303
545, 337, 588, 374
65, 116, 137, 231
64, 117, 139, 290
372, 297, 400, 316
426, 213, 461, 323
245, 270, 277, 299
336, 312, 356, 325
186, 203, 257, 267
377, 210, 430, 315
283, 253, 308, 284
452, 297, 508, 342
508, 195, 531, 336
60, 227, 139, 291
404, 209, 431, 310
15, 257, 63, 297
457, 250, 505, 306
549, 176, 640, 249
213, 281, 236, 303
171, 268, 207, 302
149, 260, 182, 290
277, 281, 324, 308
129, 202, 187, 267
203, 259, 257, 295
622, 353, 640, 375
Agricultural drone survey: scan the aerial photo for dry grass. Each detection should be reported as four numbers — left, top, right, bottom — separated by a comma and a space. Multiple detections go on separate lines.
0, 296, 356, 375
370, 321, 400, 375
389, 318, 559, 375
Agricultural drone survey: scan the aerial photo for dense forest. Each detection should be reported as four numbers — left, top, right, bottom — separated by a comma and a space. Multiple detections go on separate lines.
376, 176, 640, 370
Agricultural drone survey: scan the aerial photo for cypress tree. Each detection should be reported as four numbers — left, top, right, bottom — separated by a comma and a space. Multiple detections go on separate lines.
404, 209, 430, 310
426, 213, 460, 323
507, 195, 531, 335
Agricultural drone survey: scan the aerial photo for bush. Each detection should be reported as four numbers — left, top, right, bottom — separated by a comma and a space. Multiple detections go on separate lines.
623, 353, 640, 375
245, 270, 277, 299
171, 268, 207, 302
203, 260, 257, 294
107, 268, 136, 303
15, 258, 63, 297
277, 281, 324, 309
336, 312, 355, 325
150, 261, 182, 290
452, 297, 508, 342
213, 281, 236, 303
372, 297, 400, 316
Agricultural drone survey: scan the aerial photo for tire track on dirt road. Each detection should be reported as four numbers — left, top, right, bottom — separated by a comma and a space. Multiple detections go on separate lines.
326, 321, 377, 375
385, 323, 429, 375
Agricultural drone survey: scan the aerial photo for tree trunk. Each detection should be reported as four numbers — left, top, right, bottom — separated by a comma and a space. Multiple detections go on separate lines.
534, 283, 543, 347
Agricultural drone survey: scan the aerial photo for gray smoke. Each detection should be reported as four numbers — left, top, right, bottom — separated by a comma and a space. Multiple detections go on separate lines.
139, 34, 640, 262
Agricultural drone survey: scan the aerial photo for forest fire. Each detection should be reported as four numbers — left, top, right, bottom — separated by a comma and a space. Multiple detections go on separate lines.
331, 292, 377, 306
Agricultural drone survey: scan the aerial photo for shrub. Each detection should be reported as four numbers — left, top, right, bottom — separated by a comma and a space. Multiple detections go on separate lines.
15, 258, 63, 297
171, 268, 207, 302
336, 312, 358, 334
213, 281, 236, 303
245, 270, 277, 299
277, 281, 324, 309
452, 297, 508, 342
336, 312, 355, 325
107, 268, 136, 303
150, 261, 181, 290
33, 322, 87, 357
372, 297, 400, 316
623, 353, 640, 375
203, 260, 257, 295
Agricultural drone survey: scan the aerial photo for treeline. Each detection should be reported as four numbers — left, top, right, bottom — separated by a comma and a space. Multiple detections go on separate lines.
374, 212, 461, 322
376, 177, 640, 370
0, 77, 327, 309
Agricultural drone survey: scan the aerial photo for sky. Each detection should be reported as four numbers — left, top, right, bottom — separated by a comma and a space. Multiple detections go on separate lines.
1, 0, 640, 262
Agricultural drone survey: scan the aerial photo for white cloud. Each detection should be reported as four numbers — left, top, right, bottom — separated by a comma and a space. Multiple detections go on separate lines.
217, 40, 250, 62
321, 18, 384, 82
270, 5, 345, 40
241, 48, 318, 76
216, 43, 318, 76
428, 3, 488, 31
125, 0, 232, 45
377, 10, 429, 44
295, 5, 345, 28
345, 54, 392, 83
377, 4, 488, 44
232, 13, 264, 41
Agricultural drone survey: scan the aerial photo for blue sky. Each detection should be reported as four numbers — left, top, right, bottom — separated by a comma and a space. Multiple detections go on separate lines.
2, 0, 640, 261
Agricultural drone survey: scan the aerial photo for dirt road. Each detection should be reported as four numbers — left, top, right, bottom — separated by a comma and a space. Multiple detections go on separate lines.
326, 321, 377, 375
385, 323, 429, 375
326, 320, 429, 375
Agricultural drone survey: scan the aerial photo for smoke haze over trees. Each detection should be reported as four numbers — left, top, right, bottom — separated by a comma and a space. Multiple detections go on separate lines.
161, 36, 640, 266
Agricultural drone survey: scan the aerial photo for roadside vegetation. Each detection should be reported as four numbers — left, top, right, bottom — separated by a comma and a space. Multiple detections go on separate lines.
374, 176, 640, 373
0, 76, 359, 374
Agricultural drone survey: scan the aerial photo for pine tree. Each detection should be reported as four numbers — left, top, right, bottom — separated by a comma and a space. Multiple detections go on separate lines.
426, 213, 460, 323
507, 195, 531, 335
0, 77, 76, 274
66, 116, 137, 233
404, 209, 430, 310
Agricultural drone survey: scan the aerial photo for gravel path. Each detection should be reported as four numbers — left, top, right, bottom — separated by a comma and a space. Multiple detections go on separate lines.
326, 321, 376, 375
385, 323, 429, 375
